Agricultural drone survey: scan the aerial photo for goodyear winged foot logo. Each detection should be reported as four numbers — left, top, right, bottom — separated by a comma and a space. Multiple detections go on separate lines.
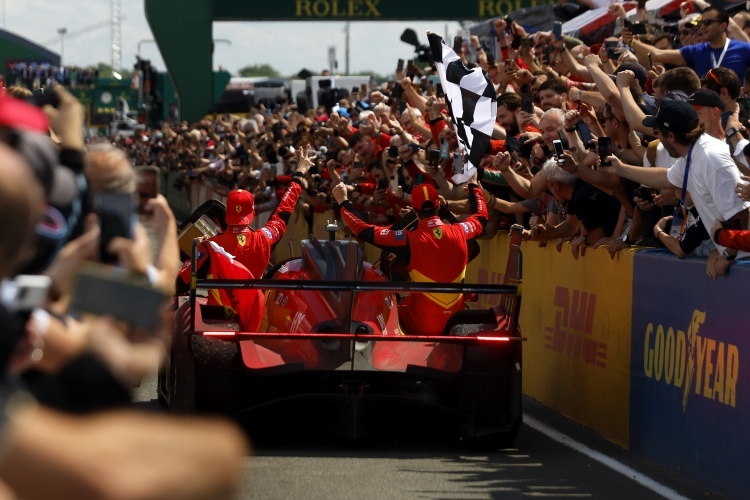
643, 309, 739, 412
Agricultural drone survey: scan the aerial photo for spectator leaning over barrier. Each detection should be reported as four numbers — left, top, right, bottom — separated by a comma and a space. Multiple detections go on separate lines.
611, 99, 750, 278
529, 157, 623, 259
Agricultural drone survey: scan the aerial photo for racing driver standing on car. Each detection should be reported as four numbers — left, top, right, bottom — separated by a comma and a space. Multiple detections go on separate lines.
332, 178, 488, 336
178, 147, 312, 303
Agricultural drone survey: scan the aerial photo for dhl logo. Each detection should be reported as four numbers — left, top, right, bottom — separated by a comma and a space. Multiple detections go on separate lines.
644, 309, 738, 411
544, 286, 606, 368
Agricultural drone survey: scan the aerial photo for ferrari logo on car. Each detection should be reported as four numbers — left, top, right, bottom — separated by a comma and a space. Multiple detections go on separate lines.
433, 228, 443, 239
237, 234, 247, 246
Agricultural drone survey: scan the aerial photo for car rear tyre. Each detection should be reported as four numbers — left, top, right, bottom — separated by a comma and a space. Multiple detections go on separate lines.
170, 332, 196, 414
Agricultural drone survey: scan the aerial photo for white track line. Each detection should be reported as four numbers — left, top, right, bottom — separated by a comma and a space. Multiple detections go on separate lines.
523, 415, 689, 500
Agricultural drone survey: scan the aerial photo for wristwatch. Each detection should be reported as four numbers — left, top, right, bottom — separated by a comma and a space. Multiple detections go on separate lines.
726, 127, 739, 139
722, 249, 737, 261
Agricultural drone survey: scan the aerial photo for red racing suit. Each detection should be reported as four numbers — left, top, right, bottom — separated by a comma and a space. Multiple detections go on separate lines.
178, 180, 302, 305
339, 185, 488, 335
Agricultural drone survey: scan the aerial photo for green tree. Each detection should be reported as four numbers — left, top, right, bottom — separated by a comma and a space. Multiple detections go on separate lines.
237, 64, 281, 78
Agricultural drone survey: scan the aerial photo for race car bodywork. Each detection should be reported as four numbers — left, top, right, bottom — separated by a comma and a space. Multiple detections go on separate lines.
159, 209, 524, 447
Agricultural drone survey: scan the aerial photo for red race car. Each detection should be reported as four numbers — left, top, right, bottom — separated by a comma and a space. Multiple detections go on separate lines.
159, 203, 524, 448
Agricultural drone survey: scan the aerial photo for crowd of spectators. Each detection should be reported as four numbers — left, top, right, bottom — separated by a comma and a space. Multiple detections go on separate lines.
1, 0, 750, 496
115, 1, 750, 277
4, 63, 99, 91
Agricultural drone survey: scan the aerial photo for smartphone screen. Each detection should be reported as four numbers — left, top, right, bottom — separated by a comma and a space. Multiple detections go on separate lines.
553, 139, 565, 158
598, 137, 613, 167
436, 83, 444, 98
439, 138, 450, 159
95, 192, 135, 264
377, 179, 388, 191
427, 149, 440, 167
389, 174, 399, 193
397, 58, 405, 72
521, 99, 534, 114
388, 145, 399, 158
647, 52, 653, 70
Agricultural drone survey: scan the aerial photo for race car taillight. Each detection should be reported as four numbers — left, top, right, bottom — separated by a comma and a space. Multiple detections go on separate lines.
476, 336, 511, 342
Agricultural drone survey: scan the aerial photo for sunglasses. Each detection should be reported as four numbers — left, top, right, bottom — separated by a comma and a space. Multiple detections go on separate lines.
697, 19, 720, 27
705, 68, 723, 86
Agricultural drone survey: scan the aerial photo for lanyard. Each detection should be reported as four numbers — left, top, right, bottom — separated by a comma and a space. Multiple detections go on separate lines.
673, 143, 695, 219
710, 38, 730, 69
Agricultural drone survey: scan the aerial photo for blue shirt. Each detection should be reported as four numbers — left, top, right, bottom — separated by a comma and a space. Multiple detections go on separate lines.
679, 39, 750, 84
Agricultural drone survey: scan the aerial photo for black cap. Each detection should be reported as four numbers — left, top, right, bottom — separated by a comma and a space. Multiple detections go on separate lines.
642, 99, 699, 133
688, 89, 725, 111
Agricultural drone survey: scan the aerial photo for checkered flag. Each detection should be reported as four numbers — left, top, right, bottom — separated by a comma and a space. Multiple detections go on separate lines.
428, 32, 496, 185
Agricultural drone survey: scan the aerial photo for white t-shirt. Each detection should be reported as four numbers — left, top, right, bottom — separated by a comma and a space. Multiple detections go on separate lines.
732, 138, 749, 170
667, 134, 750, 255
642, 142, 678, 169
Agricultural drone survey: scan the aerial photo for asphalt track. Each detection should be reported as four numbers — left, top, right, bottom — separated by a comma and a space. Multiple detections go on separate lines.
134, 374, 718, 499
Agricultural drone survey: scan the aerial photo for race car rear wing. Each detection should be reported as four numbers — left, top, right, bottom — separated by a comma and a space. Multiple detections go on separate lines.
187, 225, 525, 342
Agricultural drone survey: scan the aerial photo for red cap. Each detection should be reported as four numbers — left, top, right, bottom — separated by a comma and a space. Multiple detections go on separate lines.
0, 96, 50, 133
206, 140, 216, 150
225, 189, 255, 225
411, 183, 439, 210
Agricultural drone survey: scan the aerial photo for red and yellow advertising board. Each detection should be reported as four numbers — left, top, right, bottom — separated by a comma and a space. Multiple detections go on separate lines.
469, 236, 636, 447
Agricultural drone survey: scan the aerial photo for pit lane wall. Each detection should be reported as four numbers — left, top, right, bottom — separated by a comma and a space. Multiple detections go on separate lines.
464, 236, 750, 498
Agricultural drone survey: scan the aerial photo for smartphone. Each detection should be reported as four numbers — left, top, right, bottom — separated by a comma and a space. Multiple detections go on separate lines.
136, 166, 160, 215
521, 99, 534, 114
486, 52, 496, 67
453, 151, 464, 175
408, 143, 423, 154
634, 186, 654, 203
598, 137, 613, 167
351, 86, 359, 95
1, 275, 52, 313
453, 36, 463, 54
553, 21, 563, 40
557, 129, 568, 147
95, 192, 136, 264
427, 149, 440, 167
389, 174, 399, 193
388, 145, 399, 158
520, 37, 531, 50
69, 264, 167, 330
630, 22, 648, 35
436, 83, 444, 98
439, 138, 450, 159
377, 179, 388, 191
519, 137, 534, 158
505, 136, 521, 152
647, 52, 653, 70
605, 40, 619, 60
543, 46, 553, 65
397, 58, 405, 72
553, 139, 565, 159
24, 91, 60, 109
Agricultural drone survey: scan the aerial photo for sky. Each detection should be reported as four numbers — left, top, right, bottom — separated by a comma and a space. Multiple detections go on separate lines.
4, 1, 465, 78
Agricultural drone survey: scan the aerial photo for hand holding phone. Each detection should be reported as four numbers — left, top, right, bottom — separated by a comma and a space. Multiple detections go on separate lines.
634, 186, 654, 204
553, 139, 565, 161
598, 137, 613, 167
95, 192, 136, 264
